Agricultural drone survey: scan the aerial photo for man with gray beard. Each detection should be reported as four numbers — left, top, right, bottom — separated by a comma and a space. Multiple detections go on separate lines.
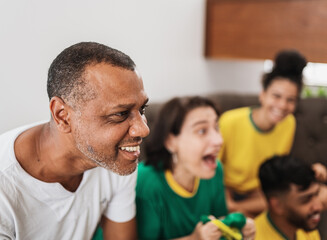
0, 42, 149, 240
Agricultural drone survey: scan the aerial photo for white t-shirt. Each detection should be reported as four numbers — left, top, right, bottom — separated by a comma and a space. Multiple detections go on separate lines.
0, 123, 137, 240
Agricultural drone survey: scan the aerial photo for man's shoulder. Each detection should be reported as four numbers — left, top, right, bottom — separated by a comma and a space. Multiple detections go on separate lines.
296, 229, 321, 240
0, 122, 46, 172
0, 126, 23, 172
254, 211, 267, 225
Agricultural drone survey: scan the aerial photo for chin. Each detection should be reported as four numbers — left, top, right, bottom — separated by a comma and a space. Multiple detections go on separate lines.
107, 161, 138, 176
302, 225, 318, 232
199, 171, 216, 180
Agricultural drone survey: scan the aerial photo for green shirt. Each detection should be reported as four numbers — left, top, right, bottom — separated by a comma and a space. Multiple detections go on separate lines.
136, 161, 227, 240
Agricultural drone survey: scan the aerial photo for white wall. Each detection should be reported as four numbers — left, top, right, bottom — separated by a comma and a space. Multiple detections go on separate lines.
0, 0, 264, 134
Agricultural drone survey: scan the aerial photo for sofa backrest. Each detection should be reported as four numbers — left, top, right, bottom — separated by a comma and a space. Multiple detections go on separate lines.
143, 93, 327, 166
142, 92, 327, 238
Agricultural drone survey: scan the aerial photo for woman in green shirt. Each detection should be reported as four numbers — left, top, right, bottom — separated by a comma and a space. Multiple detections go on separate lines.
136, 96, 255, 240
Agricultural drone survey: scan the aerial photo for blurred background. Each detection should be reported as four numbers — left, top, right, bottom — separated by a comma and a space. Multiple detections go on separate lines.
1, 0, 326, 134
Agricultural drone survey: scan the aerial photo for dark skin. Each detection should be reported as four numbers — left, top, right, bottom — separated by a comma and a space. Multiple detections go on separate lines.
226, 188, 267, 218
14, 63, 150, 239
269, 183, 322, 240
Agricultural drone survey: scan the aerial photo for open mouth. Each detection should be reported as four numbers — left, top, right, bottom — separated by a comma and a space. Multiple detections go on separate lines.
120, 146, 140, 152
308, 212, 321, 223
202, 154, 217, 169
118, 145, 141, 161
271, 108, 287, 120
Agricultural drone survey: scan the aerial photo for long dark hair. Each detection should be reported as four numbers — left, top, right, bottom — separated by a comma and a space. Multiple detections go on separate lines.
144, 96, 220, 171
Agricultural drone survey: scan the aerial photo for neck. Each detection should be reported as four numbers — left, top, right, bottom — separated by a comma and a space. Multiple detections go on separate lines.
251, 108, 275, 131
269, 211, 298, 240
14, 121, 95, 192
172, 164, 196, 193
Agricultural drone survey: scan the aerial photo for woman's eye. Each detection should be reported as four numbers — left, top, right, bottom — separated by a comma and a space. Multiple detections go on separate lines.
287, 98, 296, 104
273, 94, 281, 99
198, 129, 206, 135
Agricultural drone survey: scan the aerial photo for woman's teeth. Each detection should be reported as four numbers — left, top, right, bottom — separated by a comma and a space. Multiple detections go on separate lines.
120, 146, 140, 152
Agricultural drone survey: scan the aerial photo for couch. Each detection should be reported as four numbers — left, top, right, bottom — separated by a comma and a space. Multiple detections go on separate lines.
142, 92, 327, 238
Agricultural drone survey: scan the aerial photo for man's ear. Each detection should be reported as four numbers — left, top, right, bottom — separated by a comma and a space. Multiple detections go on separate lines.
164, 133, 178, 153
49, 96, 72, 133
269, 196, 285, 216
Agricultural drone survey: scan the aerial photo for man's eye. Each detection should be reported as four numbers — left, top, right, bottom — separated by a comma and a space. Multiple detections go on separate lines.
140, 105, 148, 115
115, 111, 129, 117
108, 111, 129, 123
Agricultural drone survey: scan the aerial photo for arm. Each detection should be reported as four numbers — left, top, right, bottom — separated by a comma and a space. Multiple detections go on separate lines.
226, 188, 267, 218
241, 218, 256, 240
102, 216, 136, 240
318, 184, 327, 210
311, 163, 327, 210
312, 163, 327, 183
172, 221, 222, 240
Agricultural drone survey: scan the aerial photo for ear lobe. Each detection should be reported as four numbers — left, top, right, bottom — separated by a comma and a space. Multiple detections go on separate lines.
164, 133, 177, 153
49, 97, 72, 133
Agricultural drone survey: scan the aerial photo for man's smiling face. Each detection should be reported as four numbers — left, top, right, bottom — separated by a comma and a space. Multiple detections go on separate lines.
70, 63, 149, 175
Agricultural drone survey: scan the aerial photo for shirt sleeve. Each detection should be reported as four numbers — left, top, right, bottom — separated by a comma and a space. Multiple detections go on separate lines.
103, 170, 137, 223
0, 226, 14, 240
0, 179, 16, 239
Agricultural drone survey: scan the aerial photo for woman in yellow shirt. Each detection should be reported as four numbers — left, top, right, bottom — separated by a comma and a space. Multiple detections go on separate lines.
219, 50, 307, 217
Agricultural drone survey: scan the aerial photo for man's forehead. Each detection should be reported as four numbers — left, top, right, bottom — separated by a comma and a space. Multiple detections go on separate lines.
77, 63, 147, 110
289, 182, 320, 197
85, 63, 143, 91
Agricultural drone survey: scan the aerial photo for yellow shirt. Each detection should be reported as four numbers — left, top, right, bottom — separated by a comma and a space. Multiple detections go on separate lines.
255, 211, 320, 240
219, 107, 295, 193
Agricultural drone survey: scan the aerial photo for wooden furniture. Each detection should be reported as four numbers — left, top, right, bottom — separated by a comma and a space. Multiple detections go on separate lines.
205, 0, 327, 63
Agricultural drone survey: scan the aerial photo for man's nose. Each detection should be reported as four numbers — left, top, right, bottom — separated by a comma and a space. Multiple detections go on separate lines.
312, 196, 323, 212
129, 113, 150, 138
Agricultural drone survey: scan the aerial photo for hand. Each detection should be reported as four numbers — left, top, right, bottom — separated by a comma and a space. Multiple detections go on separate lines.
192, 216, 222, 240
312, 163, 327, 183
241, 217, 256, 240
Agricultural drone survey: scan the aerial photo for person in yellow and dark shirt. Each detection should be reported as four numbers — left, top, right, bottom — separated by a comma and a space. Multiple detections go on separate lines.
255, 155, 324, 240
219, 50, 307, 217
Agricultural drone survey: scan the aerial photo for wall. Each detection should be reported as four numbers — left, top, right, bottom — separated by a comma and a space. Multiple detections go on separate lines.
0, 0, 264, 134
